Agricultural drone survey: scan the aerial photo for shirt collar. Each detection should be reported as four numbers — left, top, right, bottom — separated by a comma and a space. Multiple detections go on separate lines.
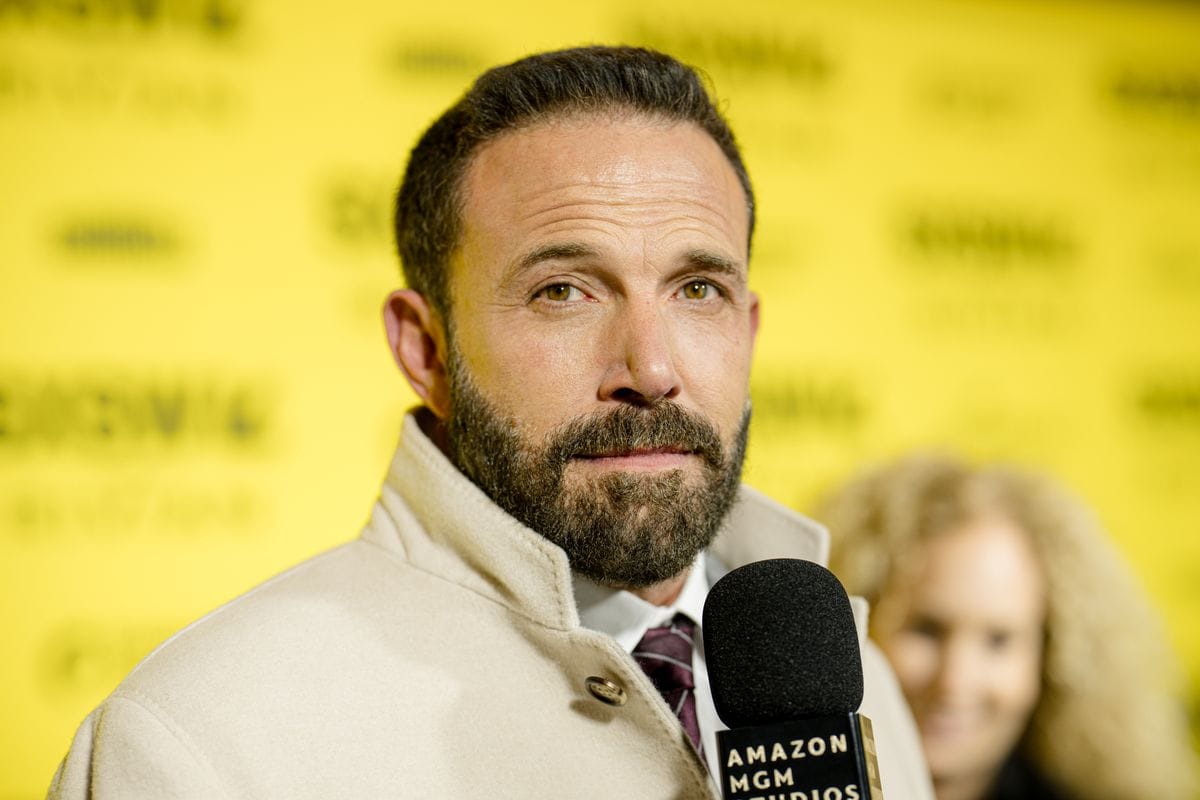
573, 552, 710, 652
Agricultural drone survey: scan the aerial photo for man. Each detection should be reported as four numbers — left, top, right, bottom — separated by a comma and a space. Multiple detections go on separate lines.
49, 47, 933, 799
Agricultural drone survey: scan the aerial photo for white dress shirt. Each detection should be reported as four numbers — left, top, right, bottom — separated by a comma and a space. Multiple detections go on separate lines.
573, 553, 726, 782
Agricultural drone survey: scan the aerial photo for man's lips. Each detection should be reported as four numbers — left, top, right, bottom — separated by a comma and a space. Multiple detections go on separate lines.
572, 447, 697, 469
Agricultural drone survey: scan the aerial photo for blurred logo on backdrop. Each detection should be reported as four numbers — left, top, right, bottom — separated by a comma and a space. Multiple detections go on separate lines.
383, 38, 488, 80
315, 170, 405, 331
36, 619, 183, 702
321, 172, 393, 252
4, 477, 264, 542
914, 68, 1025, 125
1101, 63, 1200, 192
625, 18, 833, 87
1108, 66, 1200, 123
0, 371, 272, 453
0, 371, 274, 543
751, 372, 868, 434
895, 203, 1078, 338
901, 206, 1077, 271
1135, 370, 1200, 429
0, 0, 246, 38
0, 0, 251, 121
1126, 367, 1200, 509
53, 214, 184, 261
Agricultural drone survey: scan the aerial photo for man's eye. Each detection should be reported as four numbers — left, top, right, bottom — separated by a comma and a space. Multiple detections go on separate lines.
538, 284, 580, 302
681, 281, 714, 300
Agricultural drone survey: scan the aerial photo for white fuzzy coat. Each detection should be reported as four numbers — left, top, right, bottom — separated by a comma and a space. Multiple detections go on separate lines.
49, 413, 934, 799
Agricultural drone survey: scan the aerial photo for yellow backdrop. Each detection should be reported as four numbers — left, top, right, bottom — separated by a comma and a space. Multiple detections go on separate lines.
3, 0, 1198, 794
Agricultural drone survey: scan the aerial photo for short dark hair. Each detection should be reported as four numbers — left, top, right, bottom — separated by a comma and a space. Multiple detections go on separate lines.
394, 45, 756, 319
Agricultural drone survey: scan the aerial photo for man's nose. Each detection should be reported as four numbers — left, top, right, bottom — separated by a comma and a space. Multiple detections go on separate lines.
597, 298, 682, 405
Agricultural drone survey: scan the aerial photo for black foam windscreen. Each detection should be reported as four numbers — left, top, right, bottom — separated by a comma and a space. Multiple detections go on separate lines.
703, 558, 864, 729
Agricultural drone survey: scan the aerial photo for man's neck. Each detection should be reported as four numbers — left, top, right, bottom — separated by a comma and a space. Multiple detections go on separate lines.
627, 569, 690, 606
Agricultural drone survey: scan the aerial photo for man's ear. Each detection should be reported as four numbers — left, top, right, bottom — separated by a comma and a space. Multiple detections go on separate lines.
383, 289, 451, 420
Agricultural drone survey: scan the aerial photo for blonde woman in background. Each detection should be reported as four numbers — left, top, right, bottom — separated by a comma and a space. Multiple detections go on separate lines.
815, 453, 1197, 800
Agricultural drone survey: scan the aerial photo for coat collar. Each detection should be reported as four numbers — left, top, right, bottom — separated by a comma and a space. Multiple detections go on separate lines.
710, 484, 830, 573
365, 410, 831, 631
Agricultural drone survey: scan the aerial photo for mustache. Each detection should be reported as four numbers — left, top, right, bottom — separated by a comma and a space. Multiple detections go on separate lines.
543, 403, 726, 471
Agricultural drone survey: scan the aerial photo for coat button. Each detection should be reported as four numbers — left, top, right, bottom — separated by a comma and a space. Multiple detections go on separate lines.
585, 676, 627, 706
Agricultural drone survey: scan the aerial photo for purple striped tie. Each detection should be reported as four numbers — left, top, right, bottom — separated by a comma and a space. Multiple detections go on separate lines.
633, 613, 704, 757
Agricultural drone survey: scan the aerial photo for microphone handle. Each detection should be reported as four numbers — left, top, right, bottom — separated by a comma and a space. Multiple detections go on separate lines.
715, 712, 884, 800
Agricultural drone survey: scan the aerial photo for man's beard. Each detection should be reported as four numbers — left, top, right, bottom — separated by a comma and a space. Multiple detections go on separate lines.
443, 356, 750, 589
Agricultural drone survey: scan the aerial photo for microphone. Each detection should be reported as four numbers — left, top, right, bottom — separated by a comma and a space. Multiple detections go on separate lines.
703, 558, 884, 800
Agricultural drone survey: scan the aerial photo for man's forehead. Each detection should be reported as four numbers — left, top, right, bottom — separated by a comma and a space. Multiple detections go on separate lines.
471, 107, 683, 160
455, 112, 751, 255
468, 112, 707, 178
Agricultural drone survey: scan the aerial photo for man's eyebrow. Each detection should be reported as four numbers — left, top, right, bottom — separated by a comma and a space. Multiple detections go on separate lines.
506, 243, 745, 281
684, 249, 743, 277
510, 242, 599, 277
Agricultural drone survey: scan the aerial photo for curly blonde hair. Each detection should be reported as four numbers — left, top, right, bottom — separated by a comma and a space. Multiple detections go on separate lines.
814, 452, 1197, 800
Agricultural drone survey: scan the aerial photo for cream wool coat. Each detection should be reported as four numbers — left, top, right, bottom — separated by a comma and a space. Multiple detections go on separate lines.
50, 413, 934, 800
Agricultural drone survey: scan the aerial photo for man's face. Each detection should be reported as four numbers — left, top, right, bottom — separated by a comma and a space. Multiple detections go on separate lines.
438, 113, 758, 588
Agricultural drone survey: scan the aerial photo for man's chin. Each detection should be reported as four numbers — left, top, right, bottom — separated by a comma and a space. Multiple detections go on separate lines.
528, 460, 732, 590
562, 528, 704, 591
